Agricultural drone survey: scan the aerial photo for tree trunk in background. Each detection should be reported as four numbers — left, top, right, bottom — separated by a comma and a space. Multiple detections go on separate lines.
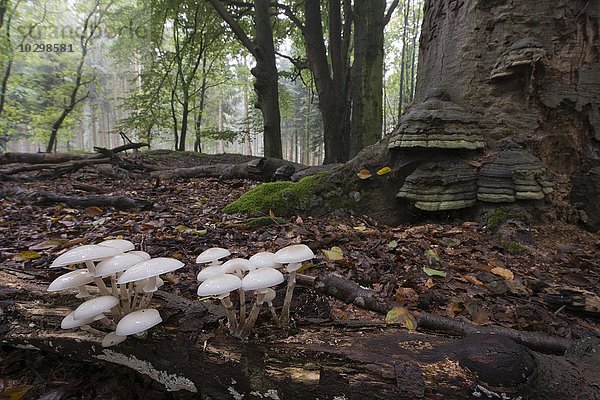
408, 3, 418, 101
304, 0, 351, 164
350, 0, 385, 158
397, 0, 410, 120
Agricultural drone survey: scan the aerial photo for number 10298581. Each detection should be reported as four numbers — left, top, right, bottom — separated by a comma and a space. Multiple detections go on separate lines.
19, 43, 74, 53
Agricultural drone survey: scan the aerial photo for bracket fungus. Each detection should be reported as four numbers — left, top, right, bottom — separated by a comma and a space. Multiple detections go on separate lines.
490, 38, 546, 81
397, 161, 478, 211
388, 91, 485, 150
477, 149, 553, 203
47, 241, 183, 347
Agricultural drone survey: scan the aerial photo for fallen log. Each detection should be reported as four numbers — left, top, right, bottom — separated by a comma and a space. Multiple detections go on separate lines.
0, 144, 148, 166
0, 157, 110, 175
93, 142, 149, 157
151, 157, 307, 182
0, 188, 153, 210
0, 271, 598, 399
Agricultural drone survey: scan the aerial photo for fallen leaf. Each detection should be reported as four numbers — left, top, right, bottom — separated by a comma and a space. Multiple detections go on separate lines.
464, 299, 490, 324
353, 226, 367, 231
423, 267, 446, 278
12, 251, 41, 262
357, 169, 372, 179
464, 274, 484, 286
376, 166, 391, 175
174, 225, 188, 232
0, 385, 32, 400
269, 209, 276, 218
491, 267, 514, 280
387, 240, 398, 249
424, 248, 440, 265
193, 229, 208, 235
30, 239, 68, 250
424, 278, 435, 288
446, 299, 464, 317
385, 306, 417, 330
323, 246, 344, 261
297, 262, 314, 273
84, 206, 103, 216
394, 287, 419, 303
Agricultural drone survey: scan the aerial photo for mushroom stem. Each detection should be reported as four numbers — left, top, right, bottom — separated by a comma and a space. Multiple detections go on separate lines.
220, 296, 238, 334
239, 292, 266, 338
85, 261, 111, 296
239, 288, 246, 324
267, 301, 279, 325
139, 293, 153, 309
80, 325, 106, 335
131, 290, 140, 311
75, 285, 92, 299
109, 275, 119, 297
279, 268, 298, 325
120, 284, 130, 313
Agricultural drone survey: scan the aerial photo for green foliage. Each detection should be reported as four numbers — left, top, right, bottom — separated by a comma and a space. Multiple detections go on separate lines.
485, 209, 526, 230
223, 174, 324, 216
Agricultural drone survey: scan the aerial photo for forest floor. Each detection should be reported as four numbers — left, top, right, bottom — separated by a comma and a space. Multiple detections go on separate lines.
0, 152, 599, 399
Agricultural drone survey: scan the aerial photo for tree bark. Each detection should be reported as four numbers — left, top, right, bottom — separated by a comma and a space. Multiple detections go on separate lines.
350, 0, 385, 157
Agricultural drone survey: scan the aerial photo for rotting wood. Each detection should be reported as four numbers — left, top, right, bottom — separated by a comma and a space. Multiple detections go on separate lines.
0, 187, 153, 210
0, 271, 599, 399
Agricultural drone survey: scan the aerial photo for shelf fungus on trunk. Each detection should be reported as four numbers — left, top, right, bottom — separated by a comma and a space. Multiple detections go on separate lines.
477, 148, 554, 203
489, 38, 546, 81
397, 160, 478, 211
388, 90, 486, 150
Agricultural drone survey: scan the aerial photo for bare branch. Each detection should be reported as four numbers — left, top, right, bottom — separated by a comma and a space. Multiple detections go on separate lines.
384, 0, 400, 25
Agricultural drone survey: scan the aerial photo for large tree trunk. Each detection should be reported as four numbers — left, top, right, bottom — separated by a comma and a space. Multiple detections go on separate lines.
297, 0, 600, 230
350, 0, 385, 157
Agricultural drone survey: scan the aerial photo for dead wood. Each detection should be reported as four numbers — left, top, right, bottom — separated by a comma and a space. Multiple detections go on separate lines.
0, 152, 93, 165
0, 271, 599, 400
93, 142, 149, 157
150, 157, 305, 181
306, 273, 574, 354
0, 158, 110, 176
0, 187, 153, 210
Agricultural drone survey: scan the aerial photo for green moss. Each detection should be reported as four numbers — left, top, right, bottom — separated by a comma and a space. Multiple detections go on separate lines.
485, 208, 526, 230
505, 241, 526, 254
223, 174, 324, 215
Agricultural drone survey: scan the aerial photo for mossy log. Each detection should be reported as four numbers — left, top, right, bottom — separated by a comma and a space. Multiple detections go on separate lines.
1, 271, 599, 399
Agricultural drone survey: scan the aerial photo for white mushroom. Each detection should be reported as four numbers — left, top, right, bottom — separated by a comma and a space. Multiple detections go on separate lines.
274, 244, 315, 325
102, 331, 127, 347
197, 265, 226, 283
116, 257, 183, 310
50, 244, 122, 296
98, 239, 135, 252
221, 258, 254, 322
115, 308, 162, 337
60, 311, 96, 329
47, 269, 94, 298
73, 295, 119, 321
129, 251, 151, 261
249, 252, 282, 269
96, 253, 145, 312
197, 273, 242, 333
239, 268, 284, 337
196, 247, 230, 266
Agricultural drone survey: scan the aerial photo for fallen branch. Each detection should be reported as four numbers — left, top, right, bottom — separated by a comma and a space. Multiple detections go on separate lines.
0, 188, 153, 210
0, 158, 110, 176
93, 142, 149, 157
0, 152, 93, 165
304, 273, 573, 354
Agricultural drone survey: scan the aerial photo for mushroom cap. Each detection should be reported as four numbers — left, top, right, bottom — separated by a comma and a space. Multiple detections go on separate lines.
102, 331, 127, 347
197, 274, 241, 297
128, 251, 151, 261
249, 252, 282, 269
221, 258, 254, 274
95, 253, 145, 277
73, 295, 119, 320
242, 268, 284, 291
117, 258, 184, 285
98, 239, 135, 252
47, 269, 94, 292
197, 265, 225, 282
195, 247, 230, 264
60, 311, 95, 329
51, 245, 122, 268
274, 244, 315, 265
115, 308, 162, 336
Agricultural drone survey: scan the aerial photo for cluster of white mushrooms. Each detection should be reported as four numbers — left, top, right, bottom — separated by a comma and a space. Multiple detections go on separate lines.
196, 244, 315, 338
46, 239, 183, 347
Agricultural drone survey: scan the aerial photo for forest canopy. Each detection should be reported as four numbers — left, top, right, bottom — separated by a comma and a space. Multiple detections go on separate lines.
0, 0, 424, 164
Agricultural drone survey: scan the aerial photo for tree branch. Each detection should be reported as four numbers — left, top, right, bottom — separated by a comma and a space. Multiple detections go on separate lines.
384, 0, 400, 25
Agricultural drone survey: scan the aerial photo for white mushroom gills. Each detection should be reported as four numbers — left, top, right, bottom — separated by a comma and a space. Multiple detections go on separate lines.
274, 244, 315, 325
